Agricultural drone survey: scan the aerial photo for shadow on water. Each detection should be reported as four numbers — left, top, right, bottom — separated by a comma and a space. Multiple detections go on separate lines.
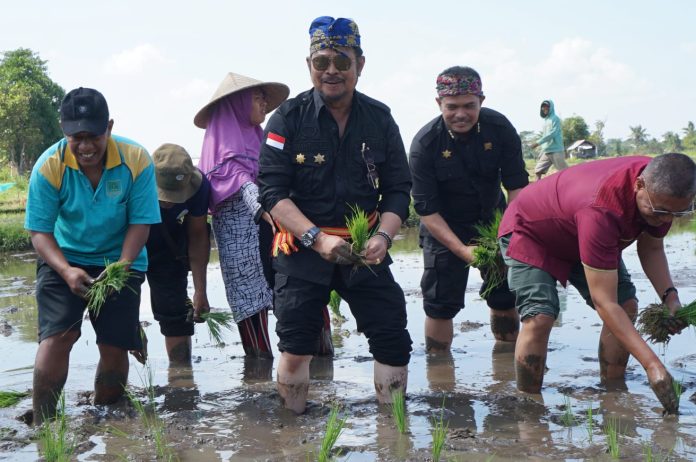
1, 227, 696, 460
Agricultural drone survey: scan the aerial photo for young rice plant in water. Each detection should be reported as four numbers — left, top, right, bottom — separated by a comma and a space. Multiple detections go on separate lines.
390, 389, 407, 434
560, 395, 576, 426
431, 399, 449, 462
471, 210, 505, 299
86, 260, 131, 318
603, 416, 621, 459
38, 392, 75, 462
318, 404, 347, 462
0, 390, 28, 408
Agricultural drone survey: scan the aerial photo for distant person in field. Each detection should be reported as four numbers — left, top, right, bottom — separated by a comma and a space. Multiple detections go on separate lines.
531, 100, 567, 180
409, 66, 528, 352
146, 143, 211, 365
498, 153, 696, 414
25, 87, 160, 424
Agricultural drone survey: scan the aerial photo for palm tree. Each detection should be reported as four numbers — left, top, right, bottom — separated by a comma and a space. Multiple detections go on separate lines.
683, 121, 695, 138
628, 125, 648, 149
662, 131, 682, 152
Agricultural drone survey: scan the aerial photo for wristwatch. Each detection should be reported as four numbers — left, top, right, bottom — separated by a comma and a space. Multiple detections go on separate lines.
300, 226, 321, 248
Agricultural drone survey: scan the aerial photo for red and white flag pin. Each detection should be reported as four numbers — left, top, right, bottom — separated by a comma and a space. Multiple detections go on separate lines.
266, 132, 285, 150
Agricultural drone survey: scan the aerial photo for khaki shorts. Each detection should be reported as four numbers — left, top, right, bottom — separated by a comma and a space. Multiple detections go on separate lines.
499, 234, 637, 321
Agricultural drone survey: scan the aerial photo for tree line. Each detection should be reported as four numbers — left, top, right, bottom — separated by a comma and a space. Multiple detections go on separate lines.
1, 48, 695, 174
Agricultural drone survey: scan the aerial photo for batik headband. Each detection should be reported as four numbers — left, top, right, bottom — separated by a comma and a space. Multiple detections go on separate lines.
436, 73, 484, 97
309, 16, 361, 54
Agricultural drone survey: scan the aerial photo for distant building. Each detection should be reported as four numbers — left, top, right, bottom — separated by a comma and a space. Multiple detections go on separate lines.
567, 139, 597, 159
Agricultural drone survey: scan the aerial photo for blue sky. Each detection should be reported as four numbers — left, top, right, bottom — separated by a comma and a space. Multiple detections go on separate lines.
2, 1, 695, 158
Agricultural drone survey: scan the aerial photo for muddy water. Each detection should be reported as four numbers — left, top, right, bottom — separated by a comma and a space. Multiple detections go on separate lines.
1, 227, 696, 461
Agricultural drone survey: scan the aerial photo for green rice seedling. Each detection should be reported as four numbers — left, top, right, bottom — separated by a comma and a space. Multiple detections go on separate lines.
642, 440, 673, 462
200, 311, 234, 347
603, 416, 620, 459
318, 404, 347, 462
390, 389, 407, 434
560, 395, 576, 426
0, 390, 28, 408
38, 392, 75, 462
637, 300, 696, 344
470, 210, 505, 299
346, 204, 375, 256
431, 400, 449, 462
86, 260, 131, 318
673, 377, 684, 404
328, 290, 346, 321
585, 401, 594, 443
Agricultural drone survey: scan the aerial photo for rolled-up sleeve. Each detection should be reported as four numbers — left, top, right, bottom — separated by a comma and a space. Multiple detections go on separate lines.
408, 134, 439, 217
258, 111, 293, 212
377, 116, 411, 222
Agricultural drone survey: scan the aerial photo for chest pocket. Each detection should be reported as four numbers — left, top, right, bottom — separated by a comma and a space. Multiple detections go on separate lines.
351, 139, 386, 193
290, 141, 331, 195
473, 139, 503, 180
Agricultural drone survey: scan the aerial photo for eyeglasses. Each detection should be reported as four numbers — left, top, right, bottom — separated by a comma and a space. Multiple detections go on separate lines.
643, 185, 695, 217
311, 53, 352, 71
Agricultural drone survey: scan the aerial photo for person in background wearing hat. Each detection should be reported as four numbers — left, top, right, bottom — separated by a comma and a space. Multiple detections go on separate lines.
196, 73, 290, 359
258, 16, 413, 414
409, 66, 528, 356
25, 87, 160, 424
531, 99, 567, 180
498, 153, 695, 414
146, 143, 211, 365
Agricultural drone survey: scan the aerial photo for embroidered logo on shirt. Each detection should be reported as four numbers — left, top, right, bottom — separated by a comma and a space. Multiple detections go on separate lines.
106, 180, 122, 198
266, 132, 285, 150
442, 149, 452, 159
296, 153, 306, 164
484, 142, 493, 151
314, 153, 326, 165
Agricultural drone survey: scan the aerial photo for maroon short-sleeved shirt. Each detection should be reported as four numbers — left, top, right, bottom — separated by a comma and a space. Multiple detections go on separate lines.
499, 156, 670, 284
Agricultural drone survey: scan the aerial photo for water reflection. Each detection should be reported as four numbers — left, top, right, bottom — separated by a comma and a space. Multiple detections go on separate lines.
163, 365, 199, 413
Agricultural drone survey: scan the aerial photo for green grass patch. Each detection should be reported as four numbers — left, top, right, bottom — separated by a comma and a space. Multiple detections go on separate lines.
0, 390, 28, 408
200, 311, 234, 347
0, 216, 30, 252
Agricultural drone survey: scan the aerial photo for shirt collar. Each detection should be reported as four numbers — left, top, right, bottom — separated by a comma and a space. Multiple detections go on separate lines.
311, 89, 359, 120
63, 137, 121, 170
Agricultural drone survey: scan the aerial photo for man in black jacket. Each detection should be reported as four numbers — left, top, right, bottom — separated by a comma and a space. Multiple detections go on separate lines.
258, 16, 412, 414
409, 66, 529, 353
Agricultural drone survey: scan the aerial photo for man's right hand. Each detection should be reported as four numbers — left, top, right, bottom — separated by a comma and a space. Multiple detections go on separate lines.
61, 266, 94, 298
646, 363, 679, 414
455, 244, 476, 264
313, 233, 361, 265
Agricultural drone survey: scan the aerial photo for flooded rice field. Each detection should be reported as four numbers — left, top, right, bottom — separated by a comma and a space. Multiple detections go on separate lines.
1, 227, 696, 461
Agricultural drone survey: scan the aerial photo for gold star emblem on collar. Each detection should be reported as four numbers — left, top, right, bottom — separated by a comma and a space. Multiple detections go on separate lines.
314, 153, 325, 164
295, 153, 305, 164
442, 149, 452, 159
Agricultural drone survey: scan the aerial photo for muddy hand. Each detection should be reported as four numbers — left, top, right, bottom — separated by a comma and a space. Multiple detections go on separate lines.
647, 366, 678, 414
661, 315, 687, 335
333, 241, 362, 265
129, 325, 149, 365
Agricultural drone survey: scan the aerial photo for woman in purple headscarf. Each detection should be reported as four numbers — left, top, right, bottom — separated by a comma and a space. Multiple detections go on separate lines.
195, 73, 289, 357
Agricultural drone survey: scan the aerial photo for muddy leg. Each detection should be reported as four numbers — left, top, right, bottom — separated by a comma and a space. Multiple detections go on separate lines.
374, 361, 408, 404
599, 299, 637, 383
316, 305, 335, 357
425, 316, 453, 352
165, 335, 192, 366
490, 308, 519, 342
33, 331, 79, 426
515, 314, 554, 393
94, 344, 129, 405
277, 352, 312, 414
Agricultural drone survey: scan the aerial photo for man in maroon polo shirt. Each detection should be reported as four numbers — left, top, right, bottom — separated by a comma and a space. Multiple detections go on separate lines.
498, 153, 696, 413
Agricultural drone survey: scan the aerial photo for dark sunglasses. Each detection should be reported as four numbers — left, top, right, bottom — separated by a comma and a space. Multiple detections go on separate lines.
311, 53, 352, 71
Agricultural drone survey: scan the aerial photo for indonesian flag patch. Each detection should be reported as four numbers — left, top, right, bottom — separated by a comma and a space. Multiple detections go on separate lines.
266, 132, 285, 150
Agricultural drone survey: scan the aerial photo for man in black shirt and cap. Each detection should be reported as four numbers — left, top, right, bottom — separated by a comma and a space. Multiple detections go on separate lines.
409, 66, 529, 353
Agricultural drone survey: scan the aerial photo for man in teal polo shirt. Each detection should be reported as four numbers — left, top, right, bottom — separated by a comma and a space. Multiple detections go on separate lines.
25, 87, 160, 424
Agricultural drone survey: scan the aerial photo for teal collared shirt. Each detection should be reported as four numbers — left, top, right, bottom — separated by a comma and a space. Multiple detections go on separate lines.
25, 134, 161, 271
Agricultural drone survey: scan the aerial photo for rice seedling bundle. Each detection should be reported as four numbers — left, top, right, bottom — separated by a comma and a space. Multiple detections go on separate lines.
200, 311, 234, 347
470, 210, 506, 299
0, 390, 27, 408
86, 260, 131, 318
346, 204, 375, 258
637, 300, 696, 344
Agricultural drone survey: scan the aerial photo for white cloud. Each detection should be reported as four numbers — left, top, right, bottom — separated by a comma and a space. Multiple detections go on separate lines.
102, 44, 166, 76
169, 79, 216, 100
